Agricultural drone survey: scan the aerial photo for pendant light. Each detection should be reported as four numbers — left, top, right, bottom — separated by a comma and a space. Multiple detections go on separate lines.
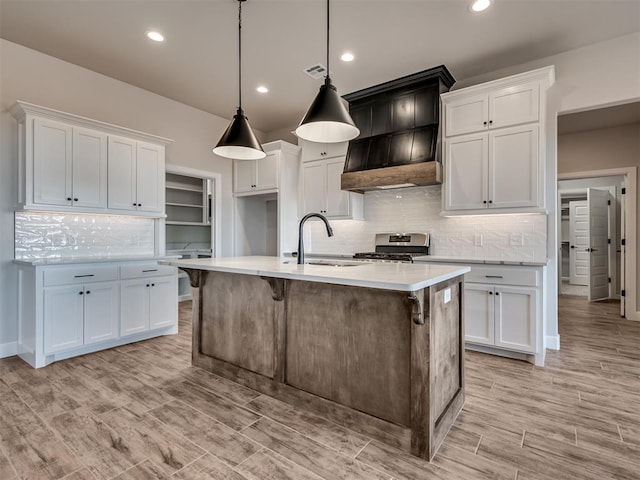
213, 0, 266, 160
295, 0, 359, 144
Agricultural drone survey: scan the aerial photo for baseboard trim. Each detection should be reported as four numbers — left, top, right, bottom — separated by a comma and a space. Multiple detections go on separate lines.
0, 342, 18, 358
545, 335, 560, 350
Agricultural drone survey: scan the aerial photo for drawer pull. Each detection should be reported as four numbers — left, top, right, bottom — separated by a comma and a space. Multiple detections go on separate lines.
74, 274, 95, 278
142, 269, 158, 273
485, 275, 503, 279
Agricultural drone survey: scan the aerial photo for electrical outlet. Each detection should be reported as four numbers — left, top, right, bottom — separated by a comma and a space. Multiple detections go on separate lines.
474, 234, 483, 246
510, 233, 524, 247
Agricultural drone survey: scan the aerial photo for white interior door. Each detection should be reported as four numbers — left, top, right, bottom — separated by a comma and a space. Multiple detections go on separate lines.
588, 188, 610, 302
569, 200, 589, 286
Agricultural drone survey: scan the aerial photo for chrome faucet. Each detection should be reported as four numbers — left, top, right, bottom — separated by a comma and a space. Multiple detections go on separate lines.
297, 213, 334, 265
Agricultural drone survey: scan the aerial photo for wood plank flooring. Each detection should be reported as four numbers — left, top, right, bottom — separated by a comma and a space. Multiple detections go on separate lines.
1, 297, 639, 479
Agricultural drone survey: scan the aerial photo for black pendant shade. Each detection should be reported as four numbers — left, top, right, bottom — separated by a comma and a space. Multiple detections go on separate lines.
296, 77, 360, 143
295, 0, 359, 143
213, 0, 266, 160
213, 108, 265, 160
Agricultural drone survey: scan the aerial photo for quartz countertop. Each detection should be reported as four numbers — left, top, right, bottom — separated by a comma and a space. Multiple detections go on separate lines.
160, 256, 470, 292
286, 252, 547, 267
412, 256, 548, 266
14, 255, 179, 266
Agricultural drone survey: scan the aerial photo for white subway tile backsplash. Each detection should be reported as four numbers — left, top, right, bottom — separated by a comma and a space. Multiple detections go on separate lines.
307, 185, 547, 262
15, 212, 155, 259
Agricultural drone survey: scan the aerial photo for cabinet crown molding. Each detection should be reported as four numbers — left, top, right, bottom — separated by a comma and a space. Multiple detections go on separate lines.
442, 66, 555, 101
10, 101, 173, 146
262, 140, 301, 156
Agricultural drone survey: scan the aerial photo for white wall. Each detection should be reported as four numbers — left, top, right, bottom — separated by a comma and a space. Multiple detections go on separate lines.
0, 39, 265, 353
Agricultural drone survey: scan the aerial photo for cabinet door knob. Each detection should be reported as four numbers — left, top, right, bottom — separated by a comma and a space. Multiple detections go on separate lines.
483, 121, 487, 126
489, 120, 493, 124
86, 291, 91, 294
133, 203, 137, 206
495, 292, 500, 296
488, 200, 493, 204
79, 291, 83, 295
483, 200, 487, 204
73, 198, 78, 202
489, 291, 493, 295
138, 203, 142, 207
151, 283, 155, 287
67, 197, 72, 201
146, 284, 150, 287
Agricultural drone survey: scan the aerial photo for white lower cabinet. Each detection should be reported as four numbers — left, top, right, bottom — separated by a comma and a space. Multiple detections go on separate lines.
465, 283, 536, 353
43, 285, 85, 354
463, 265, 542, 362
121, 274, 177, 335
494, 286, 537, 352
43, 280, 119, 354
18, 261, 178, 368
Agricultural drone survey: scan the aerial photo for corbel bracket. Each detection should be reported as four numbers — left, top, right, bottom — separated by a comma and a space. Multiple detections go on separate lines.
408, 292, 424, 325
181, 268, 203, 288
260, 276, 285, 301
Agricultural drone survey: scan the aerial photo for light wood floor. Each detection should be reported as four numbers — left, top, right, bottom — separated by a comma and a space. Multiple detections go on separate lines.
1, 296, 639, 480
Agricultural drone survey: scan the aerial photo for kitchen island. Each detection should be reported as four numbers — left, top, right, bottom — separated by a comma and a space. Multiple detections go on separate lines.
163, 256, 469, 460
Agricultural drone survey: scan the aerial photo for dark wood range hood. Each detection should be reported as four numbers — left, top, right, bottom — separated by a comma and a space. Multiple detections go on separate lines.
341, 65, 455, 193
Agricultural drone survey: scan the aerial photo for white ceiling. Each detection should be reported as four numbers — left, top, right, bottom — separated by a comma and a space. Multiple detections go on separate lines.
1, 0, 639, 134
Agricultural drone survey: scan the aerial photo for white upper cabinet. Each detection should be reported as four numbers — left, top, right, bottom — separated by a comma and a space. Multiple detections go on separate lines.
135, 142, 163, 212
298, 139, 363, 220
234, 152, 279, 194
107, 136, 137, 211
300, 156, 363, 220
32, 119, 108, 209
444, 83, 539, 137
444, 133, 488, 211
443, 94, 489, 137
72, 127, 108, 209
10, 102, 171, 216
445, 125, 539, 211
33, 118, 73, 207
441, 66, 554, 215
108, 137, 164, 213
489, 125, 539, 209
300, 140, 349, 161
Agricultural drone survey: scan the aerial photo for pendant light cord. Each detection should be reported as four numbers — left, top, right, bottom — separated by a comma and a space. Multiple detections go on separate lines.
238, 0, 243, 111
326, 0, 330, 81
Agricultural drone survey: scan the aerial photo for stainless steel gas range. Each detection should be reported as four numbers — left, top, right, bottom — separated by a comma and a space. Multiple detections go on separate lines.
353, 233, 430, 263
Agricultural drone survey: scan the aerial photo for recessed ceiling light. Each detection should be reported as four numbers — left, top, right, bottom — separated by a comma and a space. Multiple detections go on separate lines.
146, 31, 165, 42
340, 52, 355, 62
256, 86, 269, 93
470, 0, 491, 12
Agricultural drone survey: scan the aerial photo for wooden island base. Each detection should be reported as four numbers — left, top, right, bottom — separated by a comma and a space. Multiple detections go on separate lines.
183, 269, 465, 460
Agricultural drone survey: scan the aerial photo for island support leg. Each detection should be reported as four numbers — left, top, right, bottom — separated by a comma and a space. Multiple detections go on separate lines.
410, 275, 465, 460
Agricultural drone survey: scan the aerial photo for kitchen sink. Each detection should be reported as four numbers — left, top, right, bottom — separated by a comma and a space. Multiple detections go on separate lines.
283, 260, 362, 267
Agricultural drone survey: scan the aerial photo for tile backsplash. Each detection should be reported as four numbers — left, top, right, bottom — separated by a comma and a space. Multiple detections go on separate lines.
15, 212, 155, 259
306, 185, 547, 262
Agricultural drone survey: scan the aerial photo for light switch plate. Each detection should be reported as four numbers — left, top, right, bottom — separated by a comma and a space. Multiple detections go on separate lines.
444, 288, 451, 304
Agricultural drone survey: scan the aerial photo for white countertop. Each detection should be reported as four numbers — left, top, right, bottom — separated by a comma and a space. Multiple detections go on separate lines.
286, 252, 547, 267
413, 256, 548, 267
161, 256, 470, 292
14, 255, 179, 266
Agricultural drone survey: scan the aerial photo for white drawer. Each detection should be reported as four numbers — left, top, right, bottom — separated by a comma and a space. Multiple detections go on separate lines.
44, 265, 119, 286
465, 265, 539, 287
120, 264, 177, 279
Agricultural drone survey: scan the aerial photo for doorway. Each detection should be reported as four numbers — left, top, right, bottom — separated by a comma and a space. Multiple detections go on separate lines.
558, 179, 624, 302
